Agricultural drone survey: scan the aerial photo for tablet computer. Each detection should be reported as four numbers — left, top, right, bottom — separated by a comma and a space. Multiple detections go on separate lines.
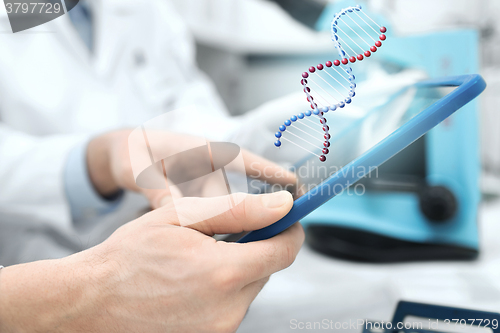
236, 74, 486, 243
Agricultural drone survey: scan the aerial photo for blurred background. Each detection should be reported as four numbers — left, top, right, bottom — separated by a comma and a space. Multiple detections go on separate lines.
0, 0, 499, 331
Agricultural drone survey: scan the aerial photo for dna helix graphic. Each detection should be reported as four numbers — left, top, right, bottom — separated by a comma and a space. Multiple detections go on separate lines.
274, 5, 387, 162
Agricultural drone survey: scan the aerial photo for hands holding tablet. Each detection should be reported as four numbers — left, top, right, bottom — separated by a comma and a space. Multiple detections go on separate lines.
0, 129, 305, 333
0, 192, 304, 332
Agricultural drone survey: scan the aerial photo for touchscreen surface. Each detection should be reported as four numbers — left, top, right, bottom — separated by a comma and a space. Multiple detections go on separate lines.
293, 85, 457, 197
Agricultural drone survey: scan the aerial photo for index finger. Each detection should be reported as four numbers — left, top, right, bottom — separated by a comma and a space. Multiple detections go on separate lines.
219, 222, 305, 284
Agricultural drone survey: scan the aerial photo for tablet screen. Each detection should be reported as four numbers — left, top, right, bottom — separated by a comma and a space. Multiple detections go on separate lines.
293, 85, 457, 197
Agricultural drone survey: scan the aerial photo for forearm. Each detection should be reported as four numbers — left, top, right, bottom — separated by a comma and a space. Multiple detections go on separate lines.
0, 252, 104, 333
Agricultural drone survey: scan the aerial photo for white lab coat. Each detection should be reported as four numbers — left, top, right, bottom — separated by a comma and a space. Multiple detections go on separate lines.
0, 0, 234, 264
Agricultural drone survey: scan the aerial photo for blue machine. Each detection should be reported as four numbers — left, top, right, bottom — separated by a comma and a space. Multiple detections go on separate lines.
300, 30, 483, 261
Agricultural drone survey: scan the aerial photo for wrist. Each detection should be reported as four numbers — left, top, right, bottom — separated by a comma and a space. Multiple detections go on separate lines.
87, 133, 120, 198
0, 252, 105, 332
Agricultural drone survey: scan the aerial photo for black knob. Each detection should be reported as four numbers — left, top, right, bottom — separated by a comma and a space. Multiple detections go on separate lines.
419, 185, 458, 222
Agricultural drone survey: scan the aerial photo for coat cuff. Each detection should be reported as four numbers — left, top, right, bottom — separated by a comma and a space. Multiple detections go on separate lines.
64, 141, 124, 223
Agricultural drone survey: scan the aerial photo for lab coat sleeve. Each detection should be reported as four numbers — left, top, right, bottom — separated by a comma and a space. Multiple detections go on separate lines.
152, 0, 231, 121
64, 140, 124, 224
0, 124, 86, 232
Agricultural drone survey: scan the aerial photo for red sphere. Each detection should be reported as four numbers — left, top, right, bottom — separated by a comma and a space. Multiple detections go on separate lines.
320, 112, 324, 116
375, 41, 382, 47
304, 87, 310, 93
319, 155, 326, 162
357, 54, 364, 61
364, 51, 371, 57
370, 46, 377, 52
380, 26, 387, 33
309, 66, 316, 73
379, 34, 386, 41
302, 72, 309, 78
349, 56, 356, 63
320, 118, 327, 124
325, 61, 332, 67
323, 125, 329, 131
324, 134, 331, 140
307, 96, 314, 101
322, 148, 329, 154
323, 142, 331, 148
333, 59, 340, 66
341, 58, 348, 65
301, 79, 308, 85
317, 64, 324, 70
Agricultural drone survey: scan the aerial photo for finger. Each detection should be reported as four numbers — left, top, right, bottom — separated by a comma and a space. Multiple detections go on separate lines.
141, 183, 186, 209
157, 191, 294, 235
222, 222, 304, 284
241, 150, 297, 188
140, 188, 172, 209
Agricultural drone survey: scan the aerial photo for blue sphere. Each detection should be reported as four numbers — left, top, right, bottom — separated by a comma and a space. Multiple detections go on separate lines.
345, 98, 352, 104
322, 107, 329, 113
313, 109, 320, 115
284, 120, 291, 126
305, 110, 312, 116
330, 105, 337, 111
298, 113, 305, 119
274, 140, 282, 147
349, 92, 355, 97
333, 27, 337, 33
339, 101, 345, 108
279, 125, 286, 131
275, 132, 282, 138
291, 115, 297, 122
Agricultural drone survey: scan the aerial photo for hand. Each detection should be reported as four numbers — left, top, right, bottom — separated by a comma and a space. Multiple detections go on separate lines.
0, 191, 304, 333
86, 130, 298, 209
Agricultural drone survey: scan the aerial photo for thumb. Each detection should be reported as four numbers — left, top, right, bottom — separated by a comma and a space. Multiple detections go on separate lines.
150, 191, 294, 236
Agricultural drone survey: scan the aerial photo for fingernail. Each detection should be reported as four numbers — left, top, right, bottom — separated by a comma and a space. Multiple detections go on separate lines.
262, 191, 292, 209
